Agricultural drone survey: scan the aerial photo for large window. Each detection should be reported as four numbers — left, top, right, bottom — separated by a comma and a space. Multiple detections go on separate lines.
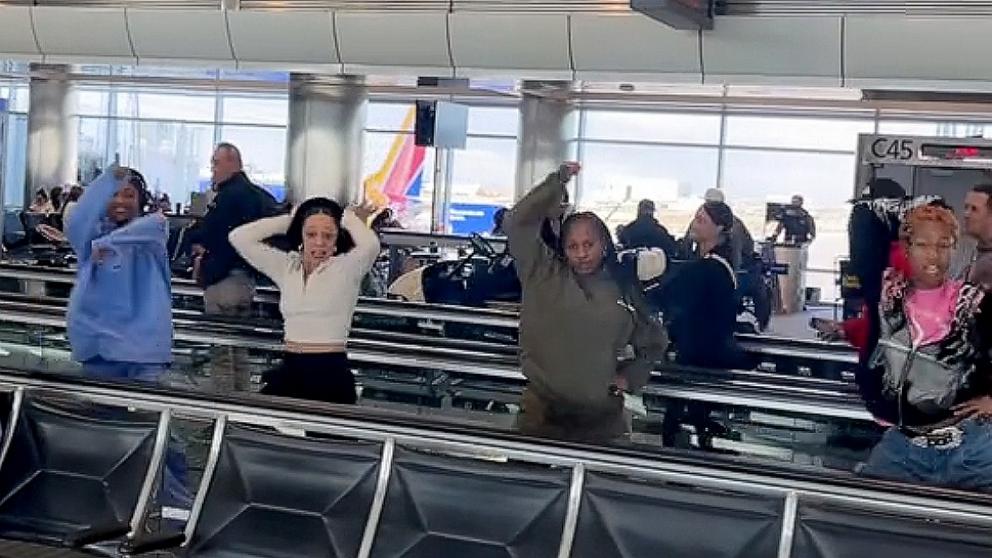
75, 89, 287, 206
3, 113, 27, 209
362, 102, 435, 232
580, 143, 719, 234
447, 106, 518, 234
361, 103, 519, 234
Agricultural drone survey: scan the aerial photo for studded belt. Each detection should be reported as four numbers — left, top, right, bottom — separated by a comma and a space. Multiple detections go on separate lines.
903, 425, 965, 449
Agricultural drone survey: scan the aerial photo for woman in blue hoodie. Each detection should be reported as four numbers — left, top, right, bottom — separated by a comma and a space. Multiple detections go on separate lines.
66, 167, 173, 379
65, 166, 190, 514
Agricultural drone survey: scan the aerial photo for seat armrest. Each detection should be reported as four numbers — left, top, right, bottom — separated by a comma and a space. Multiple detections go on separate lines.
64, 521, 131, 548
120, 530, 187, 555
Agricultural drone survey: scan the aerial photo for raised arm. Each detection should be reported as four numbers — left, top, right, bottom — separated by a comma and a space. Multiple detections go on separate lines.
229, 214, 292, 287
339, 209, 382, 278
504, 163, 579, 280
65, 167, 123, 260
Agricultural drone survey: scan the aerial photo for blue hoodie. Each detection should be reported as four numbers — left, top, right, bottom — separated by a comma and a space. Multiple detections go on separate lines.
66, 168, 173, 364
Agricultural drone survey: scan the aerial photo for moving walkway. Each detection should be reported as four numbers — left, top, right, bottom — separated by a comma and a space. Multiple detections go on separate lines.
0, 294, 876, 470
0, 262, 858, 381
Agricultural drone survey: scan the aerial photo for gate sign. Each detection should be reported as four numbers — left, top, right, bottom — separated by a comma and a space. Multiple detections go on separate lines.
868, 137, 916, 162
859, 134, 992, 168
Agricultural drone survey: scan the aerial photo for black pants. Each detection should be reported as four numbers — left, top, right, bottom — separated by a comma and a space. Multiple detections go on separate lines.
261, 352, 357, 405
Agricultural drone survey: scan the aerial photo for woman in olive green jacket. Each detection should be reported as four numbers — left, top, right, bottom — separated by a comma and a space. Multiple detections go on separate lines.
505, 162, 667, 443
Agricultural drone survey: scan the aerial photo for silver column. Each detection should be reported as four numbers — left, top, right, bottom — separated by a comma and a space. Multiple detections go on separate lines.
285, 74, 367, 205
25, 64, 77, 204
514, 81, 578, 200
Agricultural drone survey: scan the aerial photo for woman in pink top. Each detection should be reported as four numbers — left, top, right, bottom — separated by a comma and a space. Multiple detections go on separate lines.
857, 205, 992, 492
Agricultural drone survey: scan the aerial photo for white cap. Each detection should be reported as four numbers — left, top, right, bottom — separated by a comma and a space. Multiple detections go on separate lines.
704, 188, 725, 203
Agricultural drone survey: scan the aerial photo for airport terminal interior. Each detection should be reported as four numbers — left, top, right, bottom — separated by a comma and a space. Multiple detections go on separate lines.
0, 1, 992, 557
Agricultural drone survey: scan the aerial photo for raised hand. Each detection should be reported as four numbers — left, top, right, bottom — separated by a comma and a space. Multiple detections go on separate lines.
352, 201, 378, 224
558, 161, 582, 183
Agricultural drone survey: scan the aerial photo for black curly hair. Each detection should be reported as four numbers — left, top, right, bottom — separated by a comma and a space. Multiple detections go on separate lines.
286, 197, 356, 255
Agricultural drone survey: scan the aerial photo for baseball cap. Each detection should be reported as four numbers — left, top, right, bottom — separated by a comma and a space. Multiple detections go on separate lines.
704, 188, 725, 203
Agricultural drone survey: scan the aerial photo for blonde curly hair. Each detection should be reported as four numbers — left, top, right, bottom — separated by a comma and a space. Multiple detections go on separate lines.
899, 204, 959, 246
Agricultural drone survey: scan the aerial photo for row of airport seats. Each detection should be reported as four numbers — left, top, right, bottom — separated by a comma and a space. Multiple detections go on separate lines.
0, 389, 988, 558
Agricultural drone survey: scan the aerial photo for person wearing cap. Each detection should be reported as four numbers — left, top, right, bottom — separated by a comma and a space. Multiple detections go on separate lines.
618, 199, 678, 258
848, 178, 908, 314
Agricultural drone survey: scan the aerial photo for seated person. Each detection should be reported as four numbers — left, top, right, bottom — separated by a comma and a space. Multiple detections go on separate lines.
28, 188, 53, 214
857, 205, 992, 492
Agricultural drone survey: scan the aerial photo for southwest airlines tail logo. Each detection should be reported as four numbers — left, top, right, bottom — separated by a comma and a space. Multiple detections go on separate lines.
363, 107, 426, 210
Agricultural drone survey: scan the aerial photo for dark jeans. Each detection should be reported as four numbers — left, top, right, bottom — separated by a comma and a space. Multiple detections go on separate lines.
860, 419, 992, 492
83, 357, 193, 511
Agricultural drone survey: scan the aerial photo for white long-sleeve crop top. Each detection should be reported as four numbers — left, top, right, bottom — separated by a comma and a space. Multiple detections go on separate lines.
228, 211, 380, 345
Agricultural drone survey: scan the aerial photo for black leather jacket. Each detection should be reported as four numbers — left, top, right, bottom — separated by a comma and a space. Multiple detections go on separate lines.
859, 272, 992, 431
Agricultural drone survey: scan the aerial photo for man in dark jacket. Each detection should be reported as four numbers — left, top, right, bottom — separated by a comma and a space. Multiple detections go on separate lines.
193, 142, 278, 392
618, 199, 678, 258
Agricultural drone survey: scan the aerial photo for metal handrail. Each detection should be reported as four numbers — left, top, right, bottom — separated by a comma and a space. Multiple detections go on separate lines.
0, 299, 870, 421
0, 372, 987, 533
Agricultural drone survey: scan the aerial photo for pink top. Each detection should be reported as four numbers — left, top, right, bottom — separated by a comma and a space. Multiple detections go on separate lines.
905, 280, 961, 347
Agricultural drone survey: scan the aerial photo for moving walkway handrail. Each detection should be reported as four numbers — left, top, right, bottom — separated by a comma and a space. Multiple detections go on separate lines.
0, 370, 987, 529
0, 298, 871, 422
0, 264, 859, 363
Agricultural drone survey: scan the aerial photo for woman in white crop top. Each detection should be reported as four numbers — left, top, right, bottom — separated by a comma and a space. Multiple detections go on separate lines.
229, 197, 380, 403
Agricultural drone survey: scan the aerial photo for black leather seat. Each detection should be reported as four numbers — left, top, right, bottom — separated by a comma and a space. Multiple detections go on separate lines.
791, 500, 992, 558
572, 471, 784, 558
182, 424, 382, 558
369, 447, 571, 558
0, 396, 161, 554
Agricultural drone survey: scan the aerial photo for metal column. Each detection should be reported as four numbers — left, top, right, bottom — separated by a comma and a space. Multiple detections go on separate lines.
25, 64, 77, 205
285, 74, 367, 205
514, 81, 577, 200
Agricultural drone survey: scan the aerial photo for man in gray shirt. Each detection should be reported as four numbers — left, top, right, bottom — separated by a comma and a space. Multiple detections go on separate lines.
961, 184, 992, 289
